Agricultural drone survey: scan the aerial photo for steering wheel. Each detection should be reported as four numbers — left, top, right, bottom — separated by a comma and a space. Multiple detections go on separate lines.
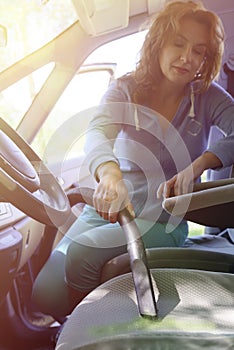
0, 117, 71, 227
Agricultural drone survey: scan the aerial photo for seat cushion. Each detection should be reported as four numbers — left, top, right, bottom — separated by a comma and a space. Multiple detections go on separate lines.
56, 269, 234, 350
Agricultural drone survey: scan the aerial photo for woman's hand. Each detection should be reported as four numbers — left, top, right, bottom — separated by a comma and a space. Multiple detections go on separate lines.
157, 165, 194, 199
94, 161, 135, 223
157, 152, 222, 199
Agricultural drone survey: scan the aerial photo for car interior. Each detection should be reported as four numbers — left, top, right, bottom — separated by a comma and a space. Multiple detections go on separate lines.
0, 0, 234, 349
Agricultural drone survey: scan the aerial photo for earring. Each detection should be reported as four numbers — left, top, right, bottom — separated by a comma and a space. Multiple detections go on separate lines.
195, 58, 206, 79
194, 71, 202, 79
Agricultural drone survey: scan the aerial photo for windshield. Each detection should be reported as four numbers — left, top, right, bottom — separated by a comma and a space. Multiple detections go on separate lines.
0, 0, 77, 71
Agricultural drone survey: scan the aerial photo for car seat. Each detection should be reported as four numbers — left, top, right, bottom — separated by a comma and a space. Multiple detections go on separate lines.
55, 180, 234, 350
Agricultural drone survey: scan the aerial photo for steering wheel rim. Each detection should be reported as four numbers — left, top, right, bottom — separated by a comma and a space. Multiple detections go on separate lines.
0, 117, 71, 227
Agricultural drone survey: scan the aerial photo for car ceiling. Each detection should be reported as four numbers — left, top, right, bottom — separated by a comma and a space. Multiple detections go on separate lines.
72, 0, 234, 38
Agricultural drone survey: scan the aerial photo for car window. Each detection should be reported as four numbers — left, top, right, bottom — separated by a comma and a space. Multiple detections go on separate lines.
0, 0, 76, 70
0, 63, 54, 129
32, 69, 112, 160
31, 31, 147, 159
85, 31, 147, 78
0, 30, 146, 160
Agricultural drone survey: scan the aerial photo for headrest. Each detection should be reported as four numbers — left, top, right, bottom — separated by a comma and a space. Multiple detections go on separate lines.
225, 53, 234, 71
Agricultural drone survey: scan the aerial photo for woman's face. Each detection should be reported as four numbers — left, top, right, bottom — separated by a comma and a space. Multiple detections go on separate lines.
158, 17, 208, 87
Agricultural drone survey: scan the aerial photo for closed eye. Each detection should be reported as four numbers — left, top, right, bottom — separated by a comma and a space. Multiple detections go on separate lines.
193, 46, 206, 56
174, 39, 185, 48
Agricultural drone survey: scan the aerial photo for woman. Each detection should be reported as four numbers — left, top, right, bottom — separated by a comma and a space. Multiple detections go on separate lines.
32, 0, 234, 319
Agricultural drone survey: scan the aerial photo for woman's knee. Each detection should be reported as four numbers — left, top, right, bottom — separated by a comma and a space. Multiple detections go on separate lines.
65, 243, 101, 292
31, 251, 71, 318
65, 242, 126, 292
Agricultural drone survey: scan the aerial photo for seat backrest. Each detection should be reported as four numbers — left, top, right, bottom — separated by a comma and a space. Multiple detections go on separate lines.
205, 126, 233, 234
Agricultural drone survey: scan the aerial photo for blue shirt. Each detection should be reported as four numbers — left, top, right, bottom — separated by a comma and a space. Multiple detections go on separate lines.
84, 77, 234, 223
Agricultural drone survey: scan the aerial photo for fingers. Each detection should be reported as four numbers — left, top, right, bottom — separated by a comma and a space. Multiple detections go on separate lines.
157, 177, 176, 199
93, 189, 116, 221
93, 182, 132, 223
173, 170, 194, 196
157, 172, 193, 200
125, 202, 135, 218
109, 199, 135, 223
106, 191, 121, 223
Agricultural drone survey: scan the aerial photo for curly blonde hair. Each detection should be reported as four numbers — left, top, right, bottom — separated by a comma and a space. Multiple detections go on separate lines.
132, 0, 224, 104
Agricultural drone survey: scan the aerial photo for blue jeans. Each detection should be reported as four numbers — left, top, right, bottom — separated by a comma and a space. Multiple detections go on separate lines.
32, 205, 188, 318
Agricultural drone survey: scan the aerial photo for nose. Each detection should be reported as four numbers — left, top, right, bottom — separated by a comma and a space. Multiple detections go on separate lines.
180, 46, 192, 63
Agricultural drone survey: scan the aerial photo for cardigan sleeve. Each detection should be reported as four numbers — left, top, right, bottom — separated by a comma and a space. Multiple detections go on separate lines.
204, 83, 234, 168
84, 79, 131, 177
